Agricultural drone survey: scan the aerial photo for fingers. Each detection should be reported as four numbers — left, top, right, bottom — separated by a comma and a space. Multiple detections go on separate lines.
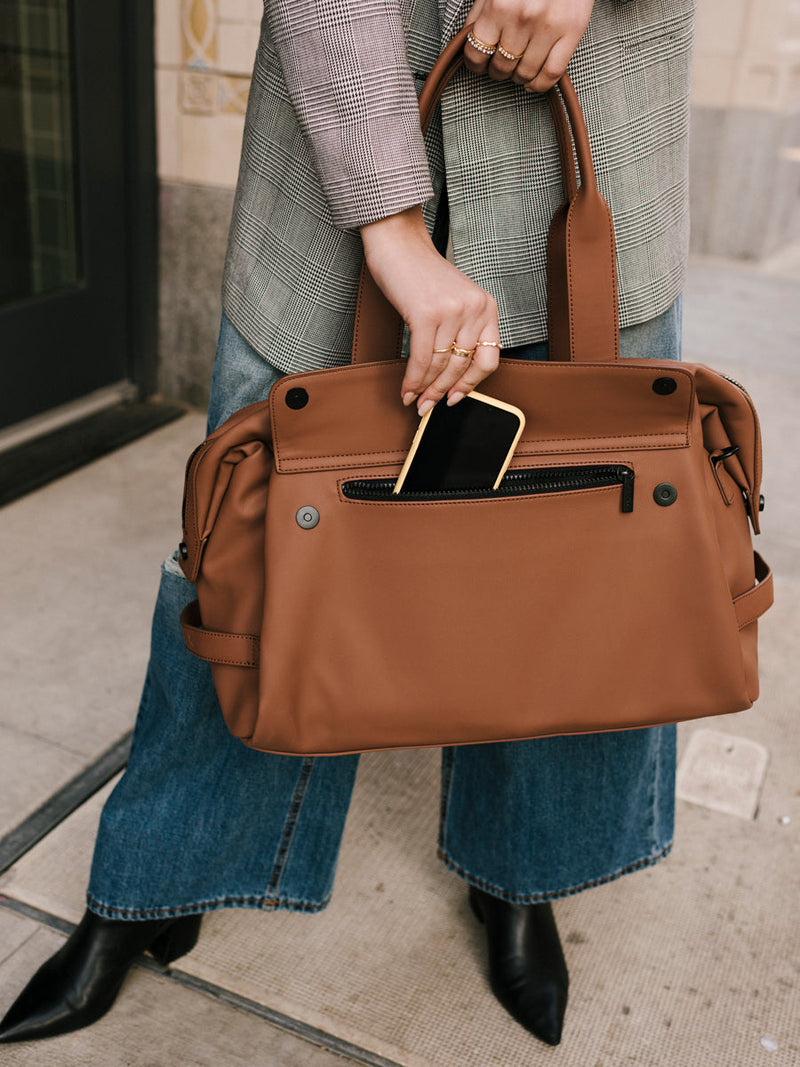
487, 39, 527, 82
401, 314, 464, 401
464, 1, 596, 89
445, 342, 502, 407
415, 326, 502, 416
401, 285, 499, 406
521, 37, 574, 93
464, 14, 502, 75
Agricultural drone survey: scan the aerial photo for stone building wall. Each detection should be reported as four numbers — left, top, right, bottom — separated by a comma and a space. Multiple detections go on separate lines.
153, 0, 261, 404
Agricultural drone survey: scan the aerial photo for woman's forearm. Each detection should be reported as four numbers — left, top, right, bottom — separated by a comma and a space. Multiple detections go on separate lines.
265, 0, 433, 230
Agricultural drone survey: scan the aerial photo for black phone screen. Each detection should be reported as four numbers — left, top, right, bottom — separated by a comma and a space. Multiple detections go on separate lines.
395, 393, 524, 493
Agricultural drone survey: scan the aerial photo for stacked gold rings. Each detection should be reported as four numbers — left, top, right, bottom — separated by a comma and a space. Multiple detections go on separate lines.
432, 340, 502, 359
467, 31, 524, 62
466, 30, 497, 56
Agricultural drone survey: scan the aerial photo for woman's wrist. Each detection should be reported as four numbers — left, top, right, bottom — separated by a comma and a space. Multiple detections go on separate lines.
360, 206, 434, 266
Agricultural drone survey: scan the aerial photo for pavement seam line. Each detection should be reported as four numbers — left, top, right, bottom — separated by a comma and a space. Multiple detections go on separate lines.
0, 897, 404, 1067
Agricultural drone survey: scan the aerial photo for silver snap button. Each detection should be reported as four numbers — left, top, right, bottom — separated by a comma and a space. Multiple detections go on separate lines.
296, 505, 320, 529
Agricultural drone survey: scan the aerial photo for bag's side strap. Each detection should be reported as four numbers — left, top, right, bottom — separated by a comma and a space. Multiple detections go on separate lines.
351, 23, 619, 367
180, 601, 259, 667
734, 553, 774, 630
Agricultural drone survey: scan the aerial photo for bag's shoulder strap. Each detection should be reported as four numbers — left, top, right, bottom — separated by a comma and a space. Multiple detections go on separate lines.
351, 24, 619, 367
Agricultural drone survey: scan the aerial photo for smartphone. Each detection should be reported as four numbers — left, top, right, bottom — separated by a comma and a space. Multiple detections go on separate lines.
393, 390, 526, 494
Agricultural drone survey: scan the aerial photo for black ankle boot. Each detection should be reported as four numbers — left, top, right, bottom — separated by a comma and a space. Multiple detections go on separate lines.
0, 909, 202, 1043
469, 886, 569, 1046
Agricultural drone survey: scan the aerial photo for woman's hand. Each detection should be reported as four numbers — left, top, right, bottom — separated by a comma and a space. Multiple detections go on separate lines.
463, 0, 595, 92
360, 207, 500, 415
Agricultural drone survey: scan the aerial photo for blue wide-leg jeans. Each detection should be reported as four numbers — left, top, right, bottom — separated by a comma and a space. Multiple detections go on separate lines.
87, 301, 681, 919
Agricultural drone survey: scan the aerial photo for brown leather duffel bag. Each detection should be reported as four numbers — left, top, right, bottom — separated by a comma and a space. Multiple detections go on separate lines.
177, 30, 773, 756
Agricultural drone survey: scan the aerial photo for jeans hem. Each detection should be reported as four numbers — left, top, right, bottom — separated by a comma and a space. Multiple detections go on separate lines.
436, 840, 674, 904
86, 890, 331, 920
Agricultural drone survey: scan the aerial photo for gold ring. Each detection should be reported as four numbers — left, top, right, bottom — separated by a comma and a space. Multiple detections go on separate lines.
496, 44, 524, 62
451, 346, 474, 359
474, 340, 502, 349
432, 344, 454, 354
466, 30, 497, 56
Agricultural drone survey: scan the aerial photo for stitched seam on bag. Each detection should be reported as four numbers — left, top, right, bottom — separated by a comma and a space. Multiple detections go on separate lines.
565, 193, 620, 362
734, 582, 771, 629
737, 607, 764, 630
734, 586, 761, 611
267, 758, 315, 897
189, 628, 257, 645
437, 840, 673, 904
273, 361, 692, 392
186, 650, 256, 666
278, 434, 688, 470
270, 365, 695, 468
185, 635, 258, 667
188, 632, 258, 650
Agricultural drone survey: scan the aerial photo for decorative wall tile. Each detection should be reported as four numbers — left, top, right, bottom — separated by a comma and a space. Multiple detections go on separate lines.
181, 71, 218, 114
182, 0, 217, 69
217, 22, 258, 74
217, 0, 261, 23
155, 0, 258, 183
219, 76, 251, 115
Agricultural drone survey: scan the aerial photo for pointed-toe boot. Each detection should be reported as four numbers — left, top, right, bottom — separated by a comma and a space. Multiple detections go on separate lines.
469, 885, 569, 1046
0, 909, 202, 1044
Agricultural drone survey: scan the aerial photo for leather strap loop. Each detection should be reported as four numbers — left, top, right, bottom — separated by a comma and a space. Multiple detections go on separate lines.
180, 601, 260, 667
351, 23, 619, 366
733, 552, 774, 630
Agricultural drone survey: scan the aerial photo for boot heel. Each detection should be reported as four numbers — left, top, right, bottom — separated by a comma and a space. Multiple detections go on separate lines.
149, 914, 202, 966
468, 887, 485, 925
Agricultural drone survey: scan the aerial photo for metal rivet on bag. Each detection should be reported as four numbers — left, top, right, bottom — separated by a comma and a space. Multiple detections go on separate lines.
178, 542, 189, 560
654, 483, 678, 506
285, 387, 309, 409
653, 377, 677, 395
296, 505, 320, 529
745, 493, 766, 516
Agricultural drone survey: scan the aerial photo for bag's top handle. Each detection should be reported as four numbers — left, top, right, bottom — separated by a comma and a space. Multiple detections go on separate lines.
351, 24, 620, 367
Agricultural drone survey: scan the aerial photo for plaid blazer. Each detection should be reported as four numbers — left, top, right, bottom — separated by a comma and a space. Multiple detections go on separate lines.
222, 0, 695, 373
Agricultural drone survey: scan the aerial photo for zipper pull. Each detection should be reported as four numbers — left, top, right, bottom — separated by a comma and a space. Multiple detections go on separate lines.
619, 467, 635, 513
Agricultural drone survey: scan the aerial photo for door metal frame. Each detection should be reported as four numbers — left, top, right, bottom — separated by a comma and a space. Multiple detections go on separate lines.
120, 0, 158, 398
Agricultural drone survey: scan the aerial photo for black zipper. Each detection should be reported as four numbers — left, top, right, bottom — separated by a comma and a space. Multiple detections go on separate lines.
342, 464, 635, 512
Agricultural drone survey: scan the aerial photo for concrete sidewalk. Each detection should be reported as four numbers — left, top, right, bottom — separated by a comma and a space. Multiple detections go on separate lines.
0, 255, 798, 1065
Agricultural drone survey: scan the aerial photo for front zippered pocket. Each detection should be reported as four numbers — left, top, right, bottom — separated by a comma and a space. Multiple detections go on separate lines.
341, 464, 635, 512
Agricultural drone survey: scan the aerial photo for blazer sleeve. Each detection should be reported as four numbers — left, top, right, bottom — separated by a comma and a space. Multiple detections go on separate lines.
265, 0, 434, 230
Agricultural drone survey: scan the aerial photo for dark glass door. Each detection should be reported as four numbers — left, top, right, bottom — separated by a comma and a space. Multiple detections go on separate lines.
0, 0, 151, 431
